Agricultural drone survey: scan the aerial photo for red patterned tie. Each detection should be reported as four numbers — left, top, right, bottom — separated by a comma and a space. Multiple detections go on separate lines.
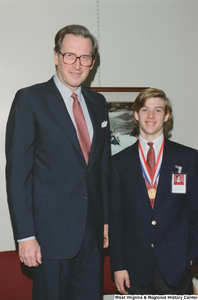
147, 142, 155, 208
147, 142, 155, 180
72, 93, 91, 164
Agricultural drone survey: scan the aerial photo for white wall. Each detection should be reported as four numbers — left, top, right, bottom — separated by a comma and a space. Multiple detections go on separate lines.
99, 0, 198, 147
0, 0, 100, 252
0, 1, 197, 298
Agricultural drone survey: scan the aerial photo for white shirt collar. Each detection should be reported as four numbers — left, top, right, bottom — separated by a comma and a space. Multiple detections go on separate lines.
53, 74, 81, 103
139, 134, 164, 158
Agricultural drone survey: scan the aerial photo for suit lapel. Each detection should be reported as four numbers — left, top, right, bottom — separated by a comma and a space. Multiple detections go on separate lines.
44, 78, 84, 161
153, 138, 177, 211
124, 141, 153, 213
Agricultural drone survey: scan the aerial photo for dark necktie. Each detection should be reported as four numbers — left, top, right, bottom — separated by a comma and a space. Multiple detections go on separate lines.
72, 93, 91, 164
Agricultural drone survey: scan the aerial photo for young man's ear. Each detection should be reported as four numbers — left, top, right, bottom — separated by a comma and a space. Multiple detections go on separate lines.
134, 111, 139, 122
164, 113, 170, 123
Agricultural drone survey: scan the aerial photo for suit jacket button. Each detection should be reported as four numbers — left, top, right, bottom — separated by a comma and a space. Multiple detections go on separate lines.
82, 196, 87, 199
151, 244, 154, 248
151, 220, 157, 225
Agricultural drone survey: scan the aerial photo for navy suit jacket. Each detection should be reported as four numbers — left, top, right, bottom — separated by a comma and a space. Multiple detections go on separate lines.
109, 138, 198, 287
6, 77, 110, 259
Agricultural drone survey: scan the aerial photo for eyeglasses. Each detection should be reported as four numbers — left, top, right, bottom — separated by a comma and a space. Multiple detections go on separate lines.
59, 51, 93, 67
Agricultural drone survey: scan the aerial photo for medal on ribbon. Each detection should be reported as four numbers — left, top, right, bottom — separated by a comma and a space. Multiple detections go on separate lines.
139, 139, 164, 201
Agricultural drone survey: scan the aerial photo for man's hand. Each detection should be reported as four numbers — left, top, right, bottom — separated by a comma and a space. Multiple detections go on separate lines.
103, 224, 109, 248
19, 239, 42, 267
114, 270, 130, 294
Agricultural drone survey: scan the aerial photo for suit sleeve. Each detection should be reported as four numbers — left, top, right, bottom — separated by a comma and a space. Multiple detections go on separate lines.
101, 99, 111, 224
6, 89, 36, 240
187, 149, 198, 265
108, 158, 127, 272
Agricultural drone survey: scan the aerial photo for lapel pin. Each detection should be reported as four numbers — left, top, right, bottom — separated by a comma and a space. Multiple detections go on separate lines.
175, 165, 182, 173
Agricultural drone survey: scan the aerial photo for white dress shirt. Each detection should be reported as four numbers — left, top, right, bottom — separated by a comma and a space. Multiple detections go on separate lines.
53, 75, 93, 142
139, 133, 164, 161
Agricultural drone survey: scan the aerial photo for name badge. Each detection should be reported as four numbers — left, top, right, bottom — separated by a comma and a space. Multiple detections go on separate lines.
172, 173, 186, 194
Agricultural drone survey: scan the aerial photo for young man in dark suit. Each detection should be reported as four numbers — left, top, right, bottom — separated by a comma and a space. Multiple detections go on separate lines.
6, 25, 110, 300
109, 88, 198, 294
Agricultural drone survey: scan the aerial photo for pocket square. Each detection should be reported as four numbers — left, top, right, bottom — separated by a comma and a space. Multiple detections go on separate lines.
101, 120, 108, 128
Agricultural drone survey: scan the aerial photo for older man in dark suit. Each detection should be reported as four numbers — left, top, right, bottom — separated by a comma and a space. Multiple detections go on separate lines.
6, 24, 110, 300
109, 88, 198, 295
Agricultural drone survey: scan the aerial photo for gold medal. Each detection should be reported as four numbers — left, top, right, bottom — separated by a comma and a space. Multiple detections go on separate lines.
148, 188, 156, 199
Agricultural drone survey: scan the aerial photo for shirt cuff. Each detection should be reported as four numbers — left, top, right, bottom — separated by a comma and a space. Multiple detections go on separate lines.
17, 236, 36, 242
